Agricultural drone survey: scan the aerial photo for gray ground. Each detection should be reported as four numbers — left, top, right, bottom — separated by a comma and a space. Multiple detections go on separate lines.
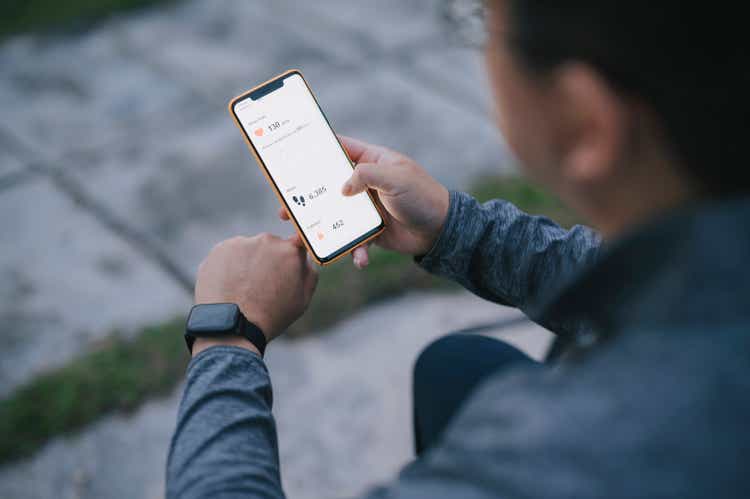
0, 1, 541, 497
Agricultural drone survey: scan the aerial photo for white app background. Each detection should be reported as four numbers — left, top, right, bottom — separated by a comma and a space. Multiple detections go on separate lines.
234, 73, 382, 260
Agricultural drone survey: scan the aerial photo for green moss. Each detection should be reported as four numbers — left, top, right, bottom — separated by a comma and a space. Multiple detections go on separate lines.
289, 248, 451, 337
0, 175, 577, 464
1, 0, 174, 39
0, 318, 186, 464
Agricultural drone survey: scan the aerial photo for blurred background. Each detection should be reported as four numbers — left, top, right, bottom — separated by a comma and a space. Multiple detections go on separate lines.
0, 1, 566, 497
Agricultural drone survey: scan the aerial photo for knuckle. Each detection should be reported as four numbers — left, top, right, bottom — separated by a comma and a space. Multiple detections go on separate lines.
354, 162, 369, 176
285, 246, 303, 264
226, 237, 246, 252
279, 243, 294, 257
405, 160, 420, 174
357, 164, 372, 180
224, 236, 243, 247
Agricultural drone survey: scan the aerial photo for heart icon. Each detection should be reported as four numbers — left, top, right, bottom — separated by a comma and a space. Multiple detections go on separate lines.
254, 127, 264, 137
317, 232, 325, 240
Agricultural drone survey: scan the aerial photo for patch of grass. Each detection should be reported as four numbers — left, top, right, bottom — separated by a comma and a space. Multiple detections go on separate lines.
290, 248, 451, 337
1, 0, 174, 39
0, 175, 577, 464
0, 318, 187, 464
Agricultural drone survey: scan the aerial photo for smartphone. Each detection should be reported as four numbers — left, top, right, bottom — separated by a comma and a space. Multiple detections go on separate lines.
229, 69, 385, 265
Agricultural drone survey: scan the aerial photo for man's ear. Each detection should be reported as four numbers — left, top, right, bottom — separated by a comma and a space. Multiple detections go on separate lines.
554, 63, 629, 186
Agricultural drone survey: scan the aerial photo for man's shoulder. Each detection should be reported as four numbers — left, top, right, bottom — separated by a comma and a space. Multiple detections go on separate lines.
425, 326, 750, 497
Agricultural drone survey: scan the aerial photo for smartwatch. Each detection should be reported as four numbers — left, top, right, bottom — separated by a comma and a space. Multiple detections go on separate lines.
185, 303, 266, 357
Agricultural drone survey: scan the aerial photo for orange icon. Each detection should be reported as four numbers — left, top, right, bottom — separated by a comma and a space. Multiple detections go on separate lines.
254, 127, 264, 137
317, 231, 325, 240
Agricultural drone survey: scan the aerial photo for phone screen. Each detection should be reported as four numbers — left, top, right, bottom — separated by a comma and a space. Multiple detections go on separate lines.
232, 72, 383, 262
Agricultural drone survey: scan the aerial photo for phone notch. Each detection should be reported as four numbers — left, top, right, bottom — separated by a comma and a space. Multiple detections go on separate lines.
249, 77, 285, 101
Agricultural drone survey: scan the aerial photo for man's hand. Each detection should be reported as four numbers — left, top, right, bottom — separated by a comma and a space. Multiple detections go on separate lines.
193, 234, 318, 355
278, 135, 450, 268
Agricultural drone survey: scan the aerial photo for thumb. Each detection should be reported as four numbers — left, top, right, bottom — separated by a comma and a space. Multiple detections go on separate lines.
341, 163, 395, 196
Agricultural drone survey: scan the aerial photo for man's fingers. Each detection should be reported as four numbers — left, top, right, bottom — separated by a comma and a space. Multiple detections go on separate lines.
352, 245, 369, 269
287, 232, 304, 248
278, 207, 291, 221
338, 135, 389, 165
341, 163, 394, 196
338, 135, 369, 164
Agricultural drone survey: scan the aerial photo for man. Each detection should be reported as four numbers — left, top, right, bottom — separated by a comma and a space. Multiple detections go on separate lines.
167, 1, 749, 497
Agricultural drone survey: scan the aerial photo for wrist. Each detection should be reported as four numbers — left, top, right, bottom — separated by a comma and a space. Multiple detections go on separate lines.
192, 336, 261, 357
417, 185, 451, 255
186, 302, 269, 357
236, 305, 274, 342
193, 298, 274, 341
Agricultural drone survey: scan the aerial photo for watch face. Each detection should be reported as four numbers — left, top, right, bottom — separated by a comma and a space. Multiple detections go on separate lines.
187, 303, 240, 335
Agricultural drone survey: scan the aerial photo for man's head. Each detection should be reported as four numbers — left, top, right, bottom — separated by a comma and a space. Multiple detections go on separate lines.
484, 1, 746, 236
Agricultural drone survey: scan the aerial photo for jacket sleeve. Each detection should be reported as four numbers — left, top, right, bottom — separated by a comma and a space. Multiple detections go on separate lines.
417, 190, 601, 335
166, 346, 284, 499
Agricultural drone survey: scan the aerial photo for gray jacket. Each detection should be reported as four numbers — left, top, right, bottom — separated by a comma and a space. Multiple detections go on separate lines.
166, 190, 750, 498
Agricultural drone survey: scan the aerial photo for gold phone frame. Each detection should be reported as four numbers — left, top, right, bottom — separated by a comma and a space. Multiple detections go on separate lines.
228, 69, 385, 266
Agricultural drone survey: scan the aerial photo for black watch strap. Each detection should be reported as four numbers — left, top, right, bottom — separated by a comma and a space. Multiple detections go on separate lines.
184, 304, 267, 357
238, 316, 267, 357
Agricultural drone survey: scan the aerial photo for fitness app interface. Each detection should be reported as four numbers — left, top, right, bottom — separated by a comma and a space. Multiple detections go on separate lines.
234, 73, 382, 260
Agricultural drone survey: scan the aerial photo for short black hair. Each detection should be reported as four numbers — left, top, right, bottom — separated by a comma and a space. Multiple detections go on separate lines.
503, 1, 748, 197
